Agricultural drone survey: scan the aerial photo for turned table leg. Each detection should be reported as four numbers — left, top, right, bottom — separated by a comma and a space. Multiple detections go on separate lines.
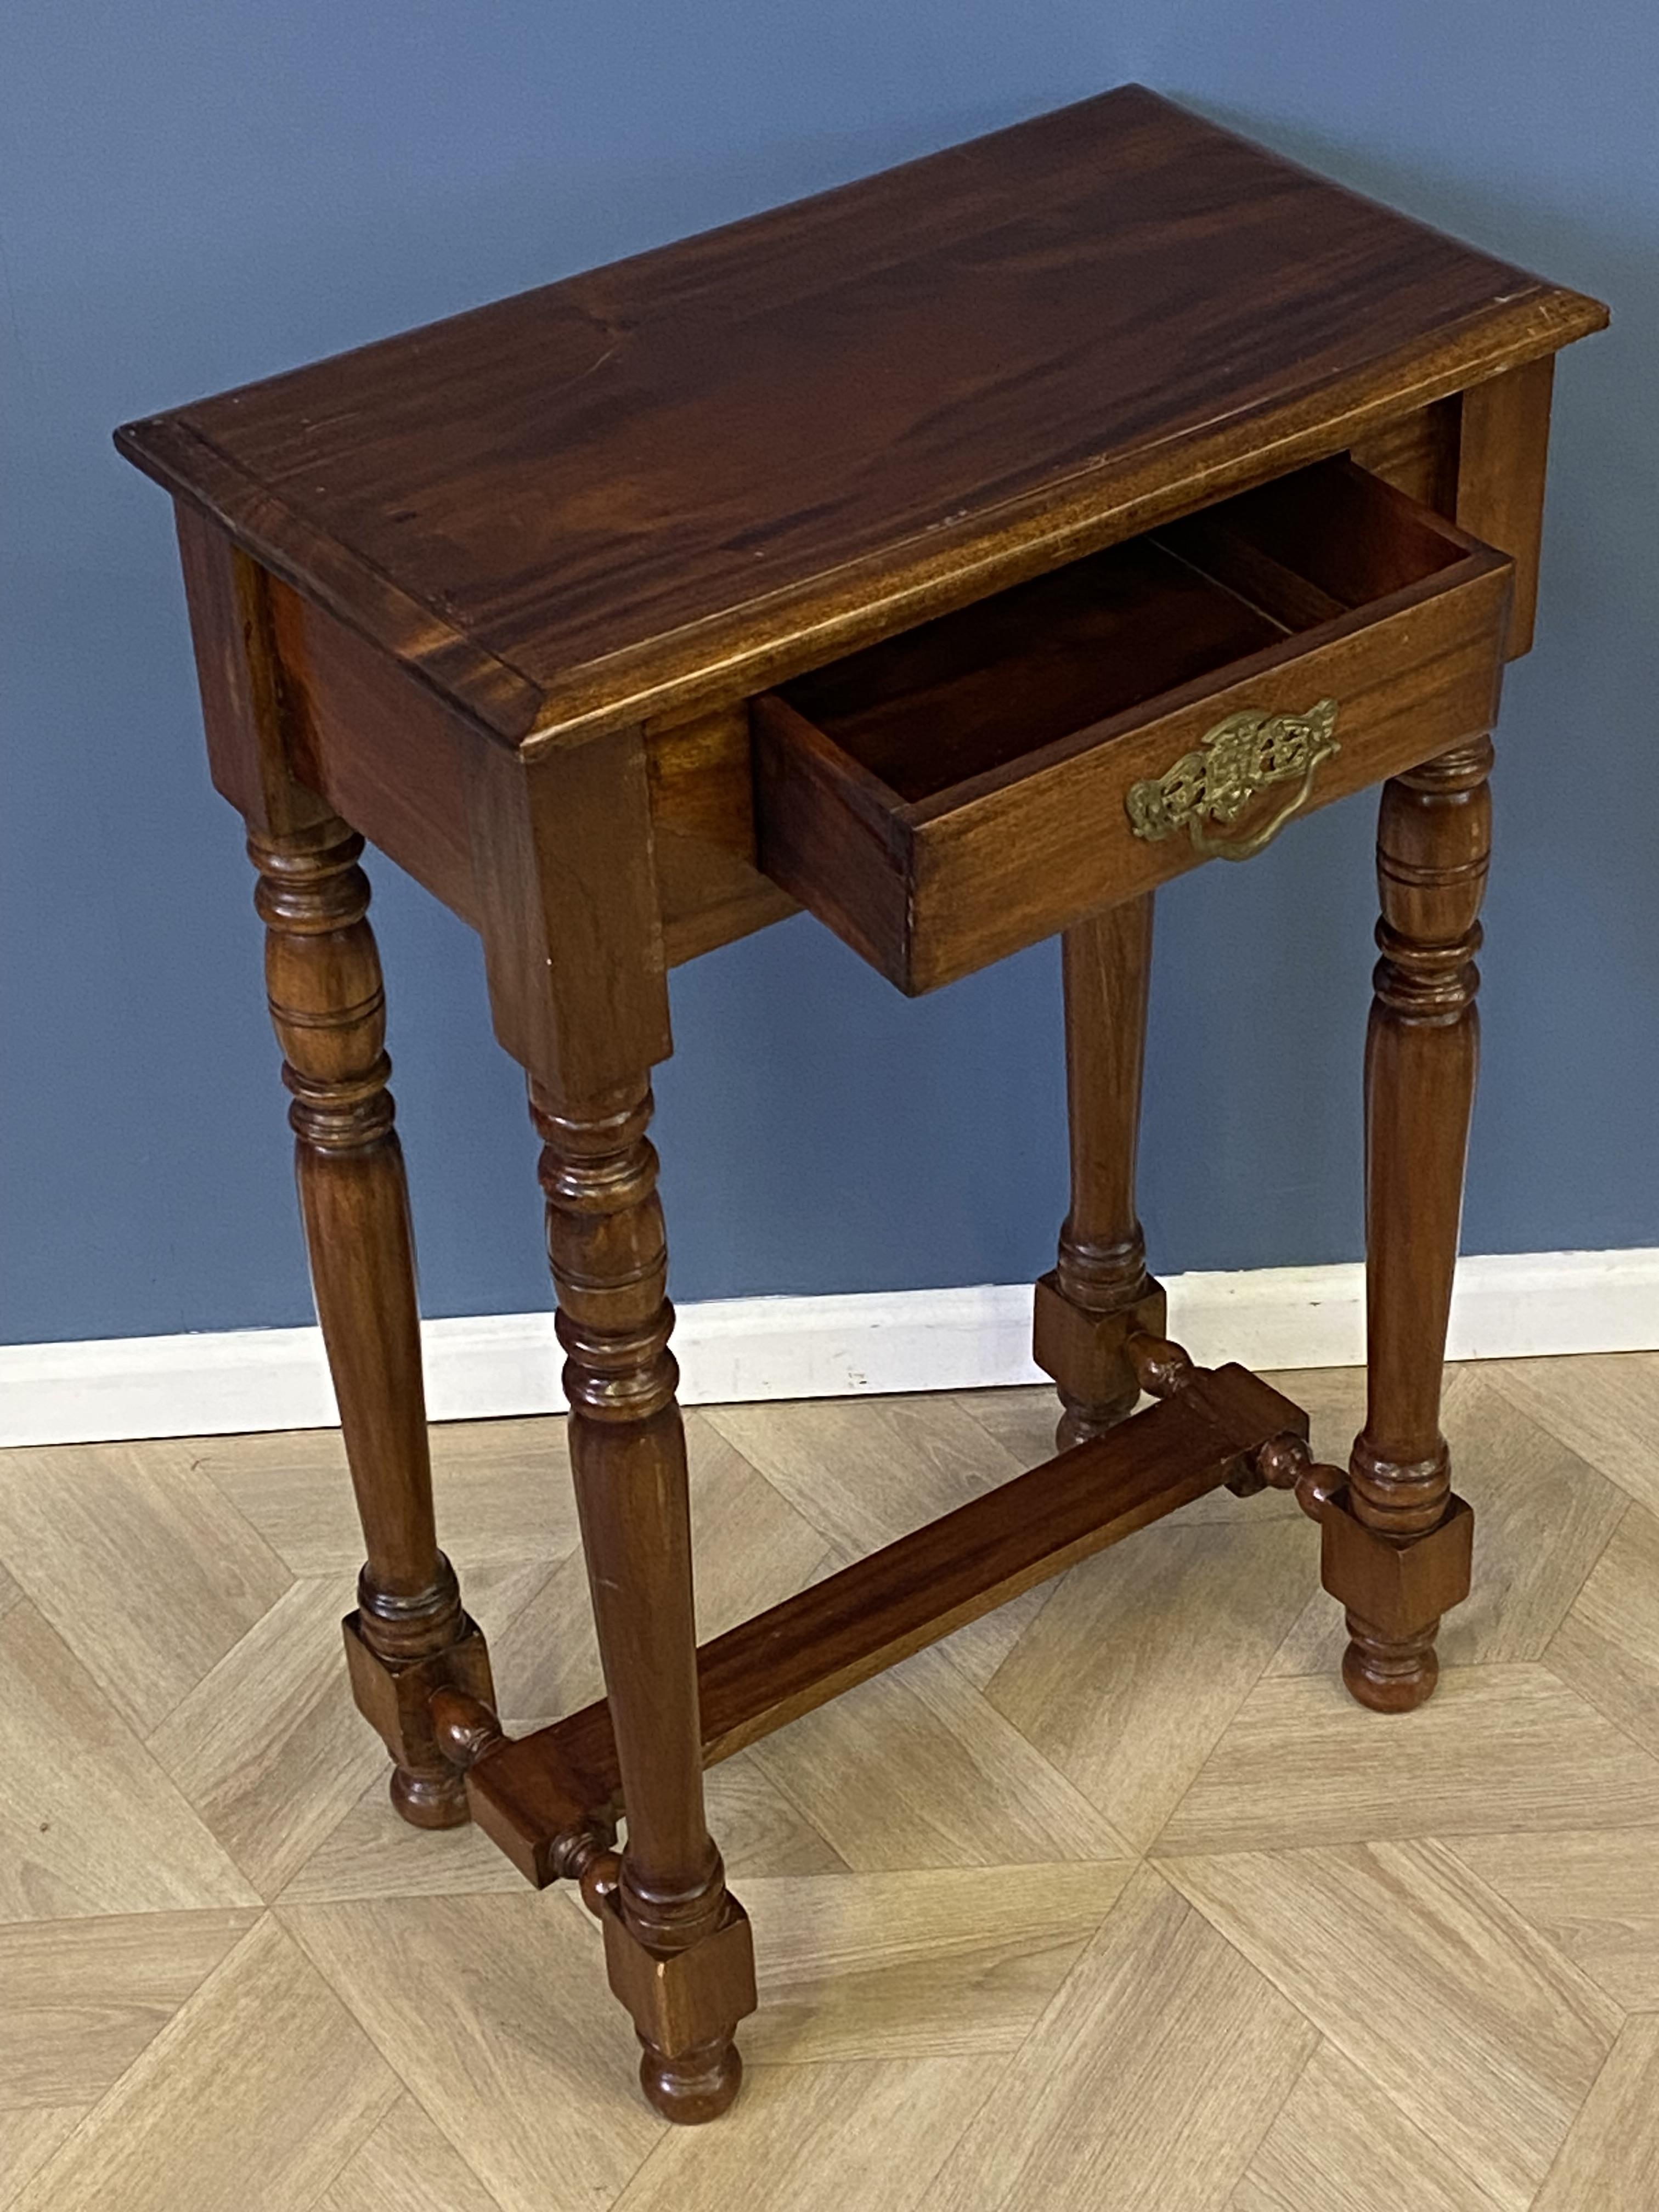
533, 1076, 756, 2123
250, 818, 493, 1821
1325, 740, 1490, 1711
1034, 896, 1167, 1448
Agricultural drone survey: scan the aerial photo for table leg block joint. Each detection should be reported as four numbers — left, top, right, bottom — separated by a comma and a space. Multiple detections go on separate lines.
599, 1890, 759, 2124
1320, 1485, 1474, 1713
1032, 1272, 1168, 1432
343, 1609, 496, 1827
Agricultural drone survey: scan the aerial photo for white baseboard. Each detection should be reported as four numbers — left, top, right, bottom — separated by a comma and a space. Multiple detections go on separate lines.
1, 1248, 1655, 1449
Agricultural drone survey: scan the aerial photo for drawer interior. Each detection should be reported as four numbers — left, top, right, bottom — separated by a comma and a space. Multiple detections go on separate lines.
773, 458, 1477, 808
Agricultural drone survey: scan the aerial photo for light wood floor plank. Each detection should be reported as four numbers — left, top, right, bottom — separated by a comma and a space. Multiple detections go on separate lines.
703, 1394, 1026, 1561
1269, 1371, 1627, 1680
0, 2116, 84, 2212
5, 1361, 1651, 2200
916, 1864, 1317, 2212
280, 1743, 843, 1906
282, 1892, 663, 2212
146, 1577, 383, 1899
1231, 2040, 1506, 2212
0, 1605, 257, 1923
740, 1863, 1133, 2064
985, 1517, 1317, 1848
1445, 1827, 1659, 2008
613, 2055, 998, 2212
1165, 1840, 1621, 2212
317, 2095, 505, 2212
490, 1416, 831, 1720
703, 1754, 850, 1878
1547, 1499, 1659, 1760
1485, 1351, 1659, 1514
276, 1766, 530, 1907
0, 1909, 258, 2108
190, 1415, 584, 1577
1531, 2013, 1659, 2211
1157, 1663, 1659, 1857
0, 1440, 291, 1737
752, 1642, 1132, 1870
10, 1915, 399, 2212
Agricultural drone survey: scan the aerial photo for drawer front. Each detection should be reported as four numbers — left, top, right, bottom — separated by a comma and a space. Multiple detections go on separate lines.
753, 467, 1513, 995
903, 560, 1510, 990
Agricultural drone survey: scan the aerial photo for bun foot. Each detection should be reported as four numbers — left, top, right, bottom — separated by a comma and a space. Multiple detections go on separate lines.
390, 1763, 471, 1829
639, 2034, 743, 2124
1341, 1617, 1440, 1712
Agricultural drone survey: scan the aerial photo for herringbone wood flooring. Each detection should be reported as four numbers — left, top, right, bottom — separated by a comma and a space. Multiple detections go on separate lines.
1, 1357, 1657, 2210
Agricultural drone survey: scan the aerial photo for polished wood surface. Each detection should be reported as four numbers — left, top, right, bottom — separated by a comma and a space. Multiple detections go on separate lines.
118, 87, 1602, 752
116, 83, 1609, 2127
249, 819, 494, 1825
1324, 736, 1494, 1709
1035, 898, 1160, 1448
532, 1079, 753, 2120
754, 458, 1511, 991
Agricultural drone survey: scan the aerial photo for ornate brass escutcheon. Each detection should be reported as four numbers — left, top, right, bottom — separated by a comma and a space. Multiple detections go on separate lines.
1125, 697, 1340, 861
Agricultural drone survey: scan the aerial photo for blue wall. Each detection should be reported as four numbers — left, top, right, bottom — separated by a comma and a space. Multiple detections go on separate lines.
2, 5, 1652, 1345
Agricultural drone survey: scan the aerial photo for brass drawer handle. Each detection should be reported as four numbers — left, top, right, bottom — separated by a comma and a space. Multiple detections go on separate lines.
1125, 697, 1340, 861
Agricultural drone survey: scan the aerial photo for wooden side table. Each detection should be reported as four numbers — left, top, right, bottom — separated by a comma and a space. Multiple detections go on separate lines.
117, 86, 1606, 2122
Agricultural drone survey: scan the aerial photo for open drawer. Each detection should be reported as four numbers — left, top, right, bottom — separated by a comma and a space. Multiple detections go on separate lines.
752, 458, 1512, 994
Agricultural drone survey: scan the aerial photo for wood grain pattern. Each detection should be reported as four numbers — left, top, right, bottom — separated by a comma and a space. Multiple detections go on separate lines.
645, 706, 799, 967
1546, 1498, 1659, 1760
9, 1917, 399, 2212
283, 1893, 664, 2212
1531, 2015, 1659, 2211
612, 2055, 1001, 2212
1165, 1841, 1621, 2212
1156, 1662, 1659, 1857
1231, 2039, 1508, 2212
0, 2114, 86, 2211
251, 815, 490, 1827
984, 1516, 1318, 1848
531, 1076, 752, 2120
1486, 1352, 1659, 1516
916, 1866, 1317, 2211
739, 1863, 1133, 2064
146, 1578, 408, 1898
117, 88, 1602, 751
0, 1605, 256, 1923
267, 577, 481, 925
747, 1644, 1131, 1872
0, 1911, 257, 2107
190, 1414, 585, 1577
316, 2096, 506, 2212
282, 1742, 839, 1907
0, 1363, 1649, 2201
0, 1442, 290, 1738
1039, 894, 1157, 1447
488, 1413, 831, 1723
1456, 356, 1557, 656
1446, 1826, 1659, 2008
703, 1395, 1029, 1560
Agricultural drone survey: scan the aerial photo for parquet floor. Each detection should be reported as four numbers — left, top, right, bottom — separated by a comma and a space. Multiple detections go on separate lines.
1, 1355, 1657, 2209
